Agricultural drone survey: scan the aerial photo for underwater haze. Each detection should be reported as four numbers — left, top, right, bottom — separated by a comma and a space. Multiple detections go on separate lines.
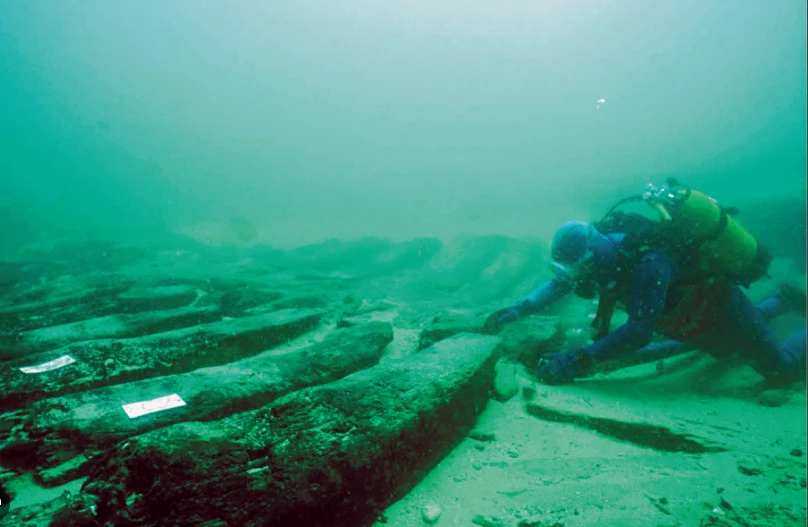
1, 3, 807, 526
1, 0, 805, 251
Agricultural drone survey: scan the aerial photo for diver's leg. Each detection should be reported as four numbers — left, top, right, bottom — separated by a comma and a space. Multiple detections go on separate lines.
721, 286, 806, 380
756, 282, 807, 320
756, 298, 785, 321
630, 289, 799, 360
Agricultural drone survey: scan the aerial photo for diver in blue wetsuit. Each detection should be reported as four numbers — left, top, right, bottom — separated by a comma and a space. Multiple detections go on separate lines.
485, 182, 807, 385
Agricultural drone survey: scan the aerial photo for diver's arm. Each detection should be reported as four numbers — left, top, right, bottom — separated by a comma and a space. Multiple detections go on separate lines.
582, 252, 674, 360
509, 278, 571, 319
520, 278, 572, 315
633, 339, 695, 360
487, 277, 571, 331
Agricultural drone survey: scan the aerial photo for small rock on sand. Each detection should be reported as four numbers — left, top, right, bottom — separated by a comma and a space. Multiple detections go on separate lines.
469, 430, 496, 442
472, 514, 505, 527
421, 503, 442, 524
493, 359, 519, 402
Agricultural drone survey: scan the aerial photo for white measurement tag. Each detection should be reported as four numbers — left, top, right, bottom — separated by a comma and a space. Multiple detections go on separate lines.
19, 355, 76, 374
122, 394, 187, 419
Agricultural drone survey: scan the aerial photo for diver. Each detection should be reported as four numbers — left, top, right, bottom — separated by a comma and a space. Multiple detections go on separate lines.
484, 179, 807, 385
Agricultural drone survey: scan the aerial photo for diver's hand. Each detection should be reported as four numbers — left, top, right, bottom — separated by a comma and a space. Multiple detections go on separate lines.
535, 348, 594, 385
483, 307, 519, 334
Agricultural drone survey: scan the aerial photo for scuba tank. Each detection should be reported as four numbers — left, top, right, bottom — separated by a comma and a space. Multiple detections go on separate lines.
642, 178, 771, 286
588, 177, 772, 341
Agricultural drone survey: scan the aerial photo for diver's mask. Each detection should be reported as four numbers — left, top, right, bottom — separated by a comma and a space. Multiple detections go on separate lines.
549, 260, 582, 285
549, 222, 615, 299
550, 252, 599, 298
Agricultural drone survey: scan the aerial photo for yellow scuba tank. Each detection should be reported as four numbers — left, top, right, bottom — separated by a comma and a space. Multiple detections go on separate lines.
670, 189, 758, 276
643, 179, 767, 283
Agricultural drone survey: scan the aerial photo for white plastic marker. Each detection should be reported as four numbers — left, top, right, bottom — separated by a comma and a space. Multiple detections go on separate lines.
19, 355, 76, 374
122, 394, 187, 419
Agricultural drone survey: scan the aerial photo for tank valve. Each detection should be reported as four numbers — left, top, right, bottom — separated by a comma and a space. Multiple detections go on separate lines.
643, 183, 673, 221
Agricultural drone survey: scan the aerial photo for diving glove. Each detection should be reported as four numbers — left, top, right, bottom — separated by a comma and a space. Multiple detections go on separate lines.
535, 348, 594, 385
483, 307, 520, 334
